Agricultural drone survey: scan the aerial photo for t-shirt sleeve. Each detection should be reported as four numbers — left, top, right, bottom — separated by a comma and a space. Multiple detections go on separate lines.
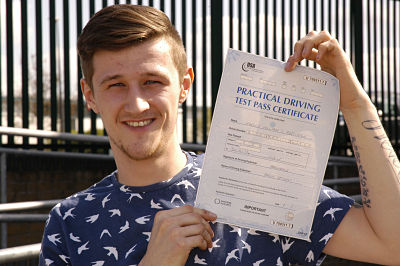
287, 185, 354, 265
39, 205, 71, 265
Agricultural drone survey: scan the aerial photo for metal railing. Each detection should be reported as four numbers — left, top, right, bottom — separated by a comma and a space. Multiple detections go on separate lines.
0, 243, 41, 264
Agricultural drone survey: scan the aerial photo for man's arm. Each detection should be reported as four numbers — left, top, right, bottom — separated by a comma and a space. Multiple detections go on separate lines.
286, 31, 400, 265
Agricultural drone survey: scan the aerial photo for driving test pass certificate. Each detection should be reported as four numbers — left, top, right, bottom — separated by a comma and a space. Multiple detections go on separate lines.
195, 49, 339, 240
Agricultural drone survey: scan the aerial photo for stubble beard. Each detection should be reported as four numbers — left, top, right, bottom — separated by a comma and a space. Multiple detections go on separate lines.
109, 133, 166, 161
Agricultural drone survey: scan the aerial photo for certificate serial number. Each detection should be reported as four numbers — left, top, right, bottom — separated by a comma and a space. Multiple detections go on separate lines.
271, 219, 294, 229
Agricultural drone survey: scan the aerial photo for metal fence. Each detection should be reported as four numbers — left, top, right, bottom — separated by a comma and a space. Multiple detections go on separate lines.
1, 0, 399, 154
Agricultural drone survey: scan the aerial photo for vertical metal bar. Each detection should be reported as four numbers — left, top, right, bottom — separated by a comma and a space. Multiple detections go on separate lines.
393, 0, 399, 150
367, 0, 372, 98
6, 0, 14, 145
333, 165, 339, 191
256, 0, 260, 54
342, 0, 349, 154
336, 0, 339, 39
160, 0, 165, 11
313, 0, 317, 68
50, 0, 57, 143
273, 0, 277, 59
306, 0, 309, 34
264, 0, 269, 57
77, 0, 84, 135
36, 0, 44, 149
182, 0, 187, 143
334, 0, 341, 155
103, 0, 108, 7
373, 0, 378, 110
304, 0, 309, 66
211, 0, 223, 114
297, 0, 300, 42
281, 0, 285, 61
247, 0, 251, 53
380, 0, 385, 129
90, 0, 97, 141
171, 0, 175, 24
321, 0, 324, 30
386, 0, 392, 139
239, 0, 242, 51
342, 0, 346, 54
64, 0, 71, 134
192, 0, 197, 143
382, 0, 394, 139
328, 0, 332, 32
115, 0, 120, 5
289, 0, 293, 51
63, 0, 71, 152
351, 0, 364, 84
1, 153, 7, 248
21, 0, 29, 147
229, 0, 233, 48
202, 0, 208, 144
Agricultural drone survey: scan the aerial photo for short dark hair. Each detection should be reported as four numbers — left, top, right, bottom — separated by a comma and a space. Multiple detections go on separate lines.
77, 4, 187, 88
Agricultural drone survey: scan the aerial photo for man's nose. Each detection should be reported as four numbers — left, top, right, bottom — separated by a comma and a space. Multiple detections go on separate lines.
124, 86, 150, 113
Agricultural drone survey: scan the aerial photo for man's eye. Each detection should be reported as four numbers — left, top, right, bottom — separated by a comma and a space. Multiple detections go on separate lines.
109, 83, 124, 88
144, 80, 161, 85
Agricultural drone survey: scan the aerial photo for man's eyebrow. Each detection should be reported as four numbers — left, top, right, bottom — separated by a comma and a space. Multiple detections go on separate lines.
142, 71, 168, 79
99, 74, 123, 86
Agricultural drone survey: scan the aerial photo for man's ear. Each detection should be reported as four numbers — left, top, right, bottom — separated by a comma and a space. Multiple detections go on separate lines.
179, 67, 194, 104
80, 78, 99, 114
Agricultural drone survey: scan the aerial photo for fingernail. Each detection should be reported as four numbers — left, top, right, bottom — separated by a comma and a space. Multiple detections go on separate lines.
209, 211, 217, 219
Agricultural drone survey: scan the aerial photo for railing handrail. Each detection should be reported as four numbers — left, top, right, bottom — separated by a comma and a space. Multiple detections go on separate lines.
0, 126, 109, 144
0, 243, 41, 263
0, 199, 62, 213
0, 126, 207, 152
0, 147, 114, 160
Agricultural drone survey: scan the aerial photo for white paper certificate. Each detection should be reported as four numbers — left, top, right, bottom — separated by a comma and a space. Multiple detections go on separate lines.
195, 49, 339, 240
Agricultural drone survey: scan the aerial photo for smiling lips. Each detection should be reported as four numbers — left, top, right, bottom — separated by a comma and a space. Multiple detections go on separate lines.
125, 119, 152, 127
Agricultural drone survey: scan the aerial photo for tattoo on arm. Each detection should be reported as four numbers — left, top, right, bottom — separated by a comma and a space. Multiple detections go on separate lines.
361, 120, 383, 130
361, 119, 400, 185
351, 136, 371, 208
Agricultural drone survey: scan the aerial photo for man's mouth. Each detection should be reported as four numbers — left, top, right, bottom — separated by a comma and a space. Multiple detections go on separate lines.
125, 119, 153, 127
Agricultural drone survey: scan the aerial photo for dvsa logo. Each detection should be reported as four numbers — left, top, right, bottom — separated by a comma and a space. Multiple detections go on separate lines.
242, 62, 255, 72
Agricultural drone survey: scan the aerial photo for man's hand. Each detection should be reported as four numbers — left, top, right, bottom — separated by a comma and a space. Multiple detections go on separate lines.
284, 30, 372, 114
139, 205, 217, 266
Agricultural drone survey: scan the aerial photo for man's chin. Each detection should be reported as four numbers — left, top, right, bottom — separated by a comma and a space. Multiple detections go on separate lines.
123, 143, 164, 161
109, 136, 166, 161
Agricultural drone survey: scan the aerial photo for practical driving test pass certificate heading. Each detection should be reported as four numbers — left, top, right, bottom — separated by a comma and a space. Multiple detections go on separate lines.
195, 49, 339, 240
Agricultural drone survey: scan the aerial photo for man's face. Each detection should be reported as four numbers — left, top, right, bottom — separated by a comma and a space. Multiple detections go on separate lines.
81, 38, 192, 161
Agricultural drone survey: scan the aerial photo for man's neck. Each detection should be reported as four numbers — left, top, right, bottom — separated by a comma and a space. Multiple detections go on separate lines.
113, 144, 187, 187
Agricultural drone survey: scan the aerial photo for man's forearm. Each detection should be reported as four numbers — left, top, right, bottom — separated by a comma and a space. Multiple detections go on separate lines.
344, 102, 400, 251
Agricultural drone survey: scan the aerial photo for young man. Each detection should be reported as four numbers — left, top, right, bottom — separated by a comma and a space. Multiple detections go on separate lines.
40, 4, 400, 266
